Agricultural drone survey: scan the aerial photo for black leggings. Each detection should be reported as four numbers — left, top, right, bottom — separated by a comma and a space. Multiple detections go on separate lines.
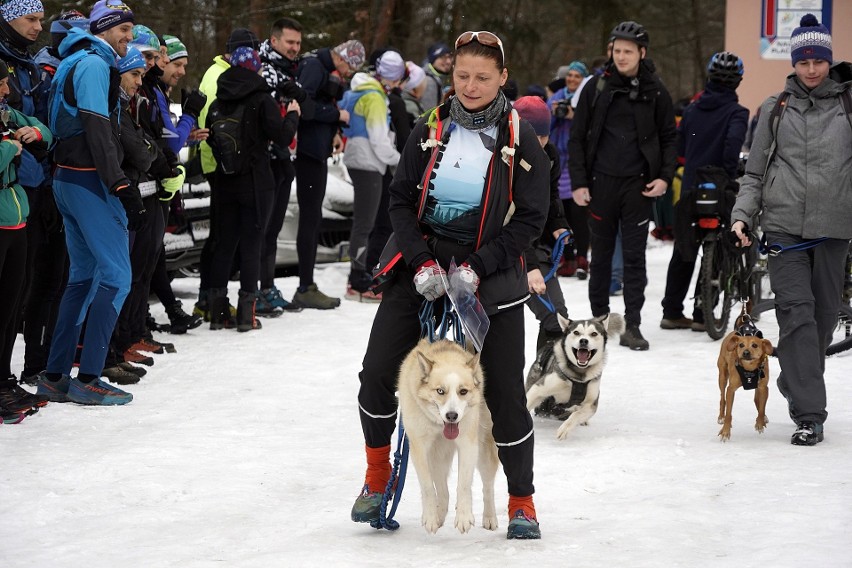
293, 155, 328, 288
0, 229, 27, 379
209, 187, 272, 292
260, 159, 295, 289
357, 265, 535, 497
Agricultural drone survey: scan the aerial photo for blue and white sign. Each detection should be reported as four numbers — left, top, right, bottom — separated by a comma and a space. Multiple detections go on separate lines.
760, 0, 832, 60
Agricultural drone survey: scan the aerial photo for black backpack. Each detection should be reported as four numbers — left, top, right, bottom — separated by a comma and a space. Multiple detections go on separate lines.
207, 99, 250, 175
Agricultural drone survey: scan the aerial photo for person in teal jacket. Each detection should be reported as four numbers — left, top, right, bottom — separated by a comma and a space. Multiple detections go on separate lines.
0, 62, 54, 422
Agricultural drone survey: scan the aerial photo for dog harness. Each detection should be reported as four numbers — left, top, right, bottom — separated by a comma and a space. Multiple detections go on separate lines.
535, 342, 592, 411
735, 361, 765, 391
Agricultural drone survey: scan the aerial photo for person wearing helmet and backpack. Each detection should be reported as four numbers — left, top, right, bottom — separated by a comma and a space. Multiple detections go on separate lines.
660, 51, 748, 333
569, 20, 677, 351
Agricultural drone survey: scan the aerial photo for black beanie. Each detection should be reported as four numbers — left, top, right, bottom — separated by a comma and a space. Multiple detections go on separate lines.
226, 28, 259, 54
0, 60, 8, 81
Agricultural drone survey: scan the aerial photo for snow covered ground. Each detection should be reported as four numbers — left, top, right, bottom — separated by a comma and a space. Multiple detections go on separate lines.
2, 240, 851, 567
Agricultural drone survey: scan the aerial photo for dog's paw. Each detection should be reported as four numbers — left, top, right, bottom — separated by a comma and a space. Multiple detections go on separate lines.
482, 514, 499, 531
422, 511, 443, 534
454, 508, 475, 534
718, 427, 731, 442
755, 418, 768, 433
717, 416, 725, 425
556, 420, 576, 440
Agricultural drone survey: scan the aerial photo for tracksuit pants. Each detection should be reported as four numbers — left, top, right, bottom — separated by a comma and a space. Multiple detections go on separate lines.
47, 169, 131, 377
358, 263, 535, 498
293, 155, 329, 288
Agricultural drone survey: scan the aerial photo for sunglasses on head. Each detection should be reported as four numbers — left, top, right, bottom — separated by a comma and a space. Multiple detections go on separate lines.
454, 31, 505, 64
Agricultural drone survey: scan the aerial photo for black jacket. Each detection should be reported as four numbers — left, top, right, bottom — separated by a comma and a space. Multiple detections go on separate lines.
526, 141, 569, 272
295, 48, 343, 161
119, 97, 173, 198
569, 61, 677, 189
389, 100, 550, 314
210, 66, 298, 192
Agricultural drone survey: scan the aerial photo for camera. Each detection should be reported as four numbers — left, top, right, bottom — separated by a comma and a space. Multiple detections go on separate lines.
554, 99, 571, 119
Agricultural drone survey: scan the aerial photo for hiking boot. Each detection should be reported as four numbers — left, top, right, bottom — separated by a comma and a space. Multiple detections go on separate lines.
691, 321, 706, 332
131, 338, 164, 354
620, 324, 650, 351
67, 376, 132, 405
237, 289, 262, 332
101, 365, 141, 386
0, 382, 49, 414
293, 284, 341, 310
791, 422, 824, 446
255, 289, 283, 318
351, 484, 383, 523
193, 299, 210, 322
264, 286, 302, 312
148, 337, 176, 354
660, 316, 693, 330
117, 362, 147, 377
507, 509, 541, 540
36, 373, 72, 403
209, 288, 235, 330
165, 301, 203, 334
124, 349, 154, 366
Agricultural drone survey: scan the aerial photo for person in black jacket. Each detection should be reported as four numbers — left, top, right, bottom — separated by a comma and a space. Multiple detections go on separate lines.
569, 21, 677, 351
660, 52, 748, 332
291, 39, 363, 309
206, 47, 299, 332
350, 32, 550, 540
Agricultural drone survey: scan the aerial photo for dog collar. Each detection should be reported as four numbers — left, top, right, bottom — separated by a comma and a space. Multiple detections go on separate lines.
735, 361, 765, 391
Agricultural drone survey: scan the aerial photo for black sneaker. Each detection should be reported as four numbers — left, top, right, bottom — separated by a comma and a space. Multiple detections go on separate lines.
620, 324, 650, 351
791, 422, 824, 446
117, 362, 147, 378
0, 382, 49, 414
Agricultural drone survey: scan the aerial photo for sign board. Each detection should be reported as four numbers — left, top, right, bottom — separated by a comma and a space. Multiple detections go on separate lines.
760, 0, 832, 60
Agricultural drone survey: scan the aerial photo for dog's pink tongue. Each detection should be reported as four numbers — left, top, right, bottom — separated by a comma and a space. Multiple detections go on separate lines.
443, 422, 459, 440
578, 349, 590, 365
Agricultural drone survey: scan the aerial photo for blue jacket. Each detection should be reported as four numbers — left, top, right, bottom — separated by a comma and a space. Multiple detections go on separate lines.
677, 81, 749, 193
0, 34, 50, 187
48, 28, 127, 193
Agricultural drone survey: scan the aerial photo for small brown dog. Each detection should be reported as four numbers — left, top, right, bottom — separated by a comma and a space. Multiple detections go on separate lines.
717, 328, 773, 441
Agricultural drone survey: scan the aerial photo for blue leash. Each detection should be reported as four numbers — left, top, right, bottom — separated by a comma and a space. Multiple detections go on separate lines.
371, 297, 463, 531
535, 230, 574, 314
759, 234, 829, 257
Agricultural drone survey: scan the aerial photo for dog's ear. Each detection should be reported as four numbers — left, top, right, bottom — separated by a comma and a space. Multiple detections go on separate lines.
725, 334, 740, 352
467, 352, 483, 386
557, 313, 572, 332
416, 352, 434, 380
761, 338, 774, 356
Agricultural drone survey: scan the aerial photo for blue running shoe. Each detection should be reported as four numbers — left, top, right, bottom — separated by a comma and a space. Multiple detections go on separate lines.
351, 485, 383, 523
67, 377, 133, 406
36, 373, 71, 403
507, 509, 541, 540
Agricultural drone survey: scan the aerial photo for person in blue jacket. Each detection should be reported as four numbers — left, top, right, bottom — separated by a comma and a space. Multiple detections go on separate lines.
36, 0, 140, 406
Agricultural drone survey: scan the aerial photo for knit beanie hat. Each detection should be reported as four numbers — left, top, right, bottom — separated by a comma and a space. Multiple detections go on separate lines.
50, 10, 88, 51
427, 42, 451, 64
333, 39, 366, 70
376, 50, 405, 81
89, 0, 134, 35
230, 46, 261, 72
513, 95, 550, 137
163, 34, 188, 61
404, 61, 425, 90
226, 28, 259, 54
0, 0, 44, 21
566, 61, 589, 78
118, 46, 144, 73
790, 13, 832, 66
131, 24, 160, 52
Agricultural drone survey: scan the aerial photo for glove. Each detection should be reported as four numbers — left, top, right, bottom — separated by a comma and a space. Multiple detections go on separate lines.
452, 262, 481, 296
278, 80, 307, 103
413, 260, 447, 301
159, 165, 186, 202
117, 190, 147, 232
181, 89, 207, 120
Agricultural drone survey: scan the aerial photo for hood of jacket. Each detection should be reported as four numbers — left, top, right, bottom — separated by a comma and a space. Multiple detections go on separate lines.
349, 72, 384, 94
58, 27, 118, 66
695, 81, 739, 110
216, 65, 270, 102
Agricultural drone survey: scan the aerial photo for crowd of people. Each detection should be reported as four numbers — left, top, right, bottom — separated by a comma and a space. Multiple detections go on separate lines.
0, 0, 847, 539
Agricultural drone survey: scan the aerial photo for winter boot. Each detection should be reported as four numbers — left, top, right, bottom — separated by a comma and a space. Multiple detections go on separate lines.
620, 324, 650, 351
193, 289, 209, 321
507, 495, 541, 540
255, 289, 283, 318
791, 422, 824, 446
237, 290, 262, 332
209, 288, 234, 330
351, 444, 392, 523
165, 301, 203, 334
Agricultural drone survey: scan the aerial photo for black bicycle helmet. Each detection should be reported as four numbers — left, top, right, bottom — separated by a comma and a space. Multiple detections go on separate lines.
707, 51, 744, 88
610, 21, 649, 48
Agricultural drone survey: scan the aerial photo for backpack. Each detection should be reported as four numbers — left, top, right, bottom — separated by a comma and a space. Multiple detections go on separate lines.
207, 99, 249, 175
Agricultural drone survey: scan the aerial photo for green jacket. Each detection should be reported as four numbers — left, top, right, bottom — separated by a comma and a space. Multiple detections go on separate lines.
198, 55, 230, 175
0, 108, 53, 227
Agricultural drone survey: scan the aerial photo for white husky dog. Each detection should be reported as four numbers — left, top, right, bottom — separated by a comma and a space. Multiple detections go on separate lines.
397, 338, 499, 534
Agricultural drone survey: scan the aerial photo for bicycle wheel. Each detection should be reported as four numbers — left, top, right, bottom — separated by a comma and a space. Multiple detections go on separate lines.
700, 238, 733, 340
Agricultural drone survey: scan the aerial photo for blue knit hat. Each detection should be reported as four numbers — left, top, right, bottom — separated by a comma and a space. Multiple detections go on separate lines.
118, 46, 144, 73
790, 13, 832, 66
230, 46, 261, 72
89, 0, 134, 35
131, 24, 160, 53
0, 0, 44, 21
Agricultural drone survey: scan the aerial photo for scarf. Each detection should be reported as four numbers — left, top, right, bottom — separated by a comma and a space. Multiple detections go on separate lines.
449, 89, 508, 132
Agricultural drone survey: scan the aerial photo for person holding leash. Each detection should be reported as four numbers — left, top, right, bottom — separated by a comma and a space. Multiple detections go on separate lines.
731, 14, 852, 446
351, 30, 550, 539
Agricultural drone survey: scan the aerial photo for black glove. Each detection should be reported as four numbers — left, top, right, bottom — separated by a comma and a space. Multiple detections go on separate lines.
278, 80, 307, 103
181, 89, 207, 120
117, 190, 148, 232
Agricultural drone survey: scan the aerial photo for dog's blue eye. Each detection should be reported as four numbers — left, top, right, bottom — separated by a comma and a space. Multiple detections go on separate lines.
437, 388, 445, 395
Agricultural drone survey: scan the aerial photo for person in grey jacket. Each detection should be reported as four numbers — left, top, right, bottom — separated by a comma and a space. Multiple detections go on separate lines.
731, 14, 852, 446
